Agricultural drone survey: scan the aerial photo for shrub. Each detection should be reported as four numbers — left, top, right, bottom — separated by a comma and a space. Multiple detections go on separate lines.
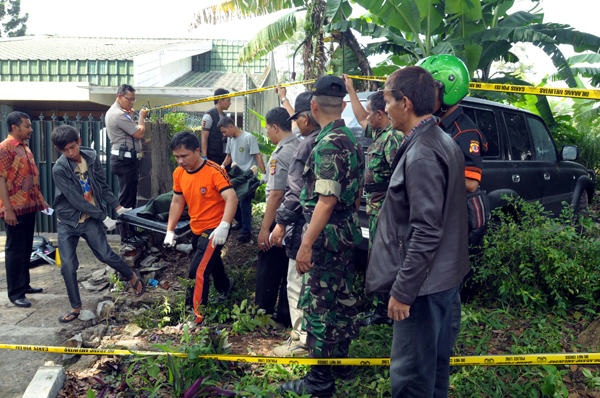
471, 195, 600, 312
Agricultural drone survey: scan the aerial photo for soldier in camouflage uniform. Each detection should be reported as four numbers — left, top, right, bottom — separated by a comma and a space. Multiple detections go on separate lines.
342, 75, 404, 327
280, 75, 364, 398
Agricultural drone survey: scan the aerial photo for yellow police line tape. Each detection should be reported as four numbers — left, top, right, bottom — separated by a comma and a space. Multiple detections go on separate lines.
3, 343, 600, 367
144, 75, 599, 113
468, 82, 600, 100
146, 79, 316, 111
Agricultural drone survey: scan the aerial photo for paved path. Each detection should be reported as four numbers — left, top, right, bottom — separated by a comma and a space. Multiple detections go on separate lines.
0, 232, 123, 398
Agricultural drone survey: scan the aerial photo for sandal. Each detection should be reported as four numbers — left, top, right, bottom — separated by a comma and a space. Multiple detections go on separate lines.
58, 312, 80, 323
131, 269, 145, 297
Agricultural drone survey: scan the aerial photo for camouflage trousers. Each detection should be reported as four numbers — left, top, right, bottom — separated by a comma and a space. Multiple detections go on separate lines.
369, 212, 389, 311
298, 236, 359, 358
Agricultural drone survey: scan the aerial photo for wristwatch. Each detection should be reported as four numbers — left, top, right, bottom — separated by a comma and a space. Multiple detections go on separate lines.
280, 97, 288, 105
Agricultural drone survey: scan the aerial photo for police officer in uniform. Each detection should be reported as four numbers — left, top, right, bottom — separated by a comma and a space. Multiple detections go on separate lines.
255, 107, 300, 326
106, 84, 147, 245
342, 74, 404, 327
201, 88, 231, 165
280, 75, 364, 397
418, 54, 488, 352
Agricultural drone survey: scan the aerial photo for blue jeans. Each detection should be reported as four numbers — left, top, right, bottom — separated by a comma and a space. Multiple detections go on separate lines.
390, 286, 459, 398
450, 287, 462, 353
58, 218, 134, 309
234, 195, 253, 234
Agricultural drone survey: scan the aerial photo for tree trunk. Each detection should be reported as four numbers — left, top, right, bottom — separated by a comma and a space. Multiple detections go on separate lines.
332, 29, 380, 91
302, 0, 327, 85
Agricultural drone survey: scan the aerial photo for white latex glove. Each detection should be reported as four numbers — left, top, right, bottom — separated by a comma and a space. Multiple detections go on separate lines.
116, 207, 132, 215
208, 221, 230, 248
103, 216, 117, 231
164, 231, 176, 247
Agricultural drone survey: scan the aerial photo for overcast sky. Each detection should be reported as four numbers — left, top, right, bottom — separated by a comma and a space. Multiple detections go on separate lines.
20, 0, 600, 85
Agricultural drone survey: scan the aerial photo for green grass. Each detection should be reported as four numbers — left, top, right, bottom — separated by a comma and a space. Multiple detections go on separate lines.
97, 205, 600, 397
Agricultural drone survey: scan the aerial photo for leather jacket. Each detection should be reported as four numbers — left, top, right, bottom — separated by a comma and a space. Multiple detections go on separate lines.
366, 117, 470, 305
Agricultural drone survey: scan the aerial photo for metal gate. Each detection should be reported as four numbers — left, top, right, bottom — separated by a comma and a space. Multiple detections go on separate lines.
0, 113, 119, 233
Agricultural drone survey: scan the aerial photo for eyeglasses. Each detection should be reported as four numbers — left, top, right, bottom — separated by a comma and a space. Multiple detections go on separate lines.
122, 95, 136, 103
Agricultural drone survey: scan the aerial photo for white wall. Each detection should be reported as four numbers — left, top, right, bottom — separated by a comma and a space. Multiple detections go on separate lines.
158, 57, 192, 87
133, 41, 211, 87
0, 82, 92, 101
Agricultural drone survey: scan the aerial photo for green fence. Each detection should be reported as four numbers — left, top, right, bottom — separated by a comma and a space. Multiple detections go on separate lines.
0, 113, 119, 233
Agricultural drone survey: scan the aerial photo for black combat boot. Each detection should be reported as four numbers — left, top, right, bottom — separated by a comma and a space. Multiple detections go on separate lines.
279, 365, 335, 397
332, 340, 353, 380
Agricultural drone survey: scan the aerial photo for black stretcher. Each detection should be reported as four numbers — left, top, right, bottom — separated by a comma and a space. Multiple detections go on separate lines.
118, 206, 191, 238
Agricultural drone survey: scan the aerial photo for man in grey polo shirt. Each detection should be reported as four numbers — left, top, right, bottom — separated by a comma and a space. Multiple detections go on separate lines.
255, 107, 300, 325
106, 84, 148, 245
218, 116, 266, 243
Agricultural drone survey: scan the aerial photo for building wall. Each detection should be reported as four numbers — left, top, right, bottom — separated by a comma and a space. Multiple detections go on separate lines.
0, 59, 133, 86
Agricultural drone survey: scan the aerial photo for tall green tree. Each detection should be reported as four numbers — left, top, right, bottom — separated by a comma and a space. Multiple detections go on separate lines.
0, 0, 28, 37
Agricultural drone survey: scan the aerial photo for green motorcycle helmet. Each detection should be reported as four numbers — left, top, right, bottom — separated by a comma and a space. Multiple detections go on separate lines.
417, 55, 470, 108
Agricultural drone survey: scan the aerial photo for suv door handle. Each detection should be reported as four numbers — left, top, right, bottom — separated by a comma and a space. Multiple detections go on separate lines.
512, 174, 520, 183
544, 172, 551, 180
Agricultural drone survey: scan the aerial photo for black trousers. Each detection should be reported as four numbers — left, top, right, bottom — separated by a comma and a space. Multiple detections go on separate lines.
110, 155, 139, 240
255, 234, 291, 325
4, 212, 36, 301
188, 229, 230, 322
207, 154, 226, 166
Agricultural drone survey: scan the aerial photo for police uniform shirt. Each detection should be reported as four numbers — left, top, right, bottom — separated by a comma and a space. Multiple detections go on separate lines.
265, 134, 300, 201
106, 102, 142, 153
438, 106, 488, 182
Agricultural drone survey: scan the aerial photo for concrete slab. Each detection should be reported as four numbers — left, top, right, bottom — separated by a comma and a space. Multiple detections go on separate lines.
0, 233, 124, 397
22, 366, 65, 398
0, 326, 63, 398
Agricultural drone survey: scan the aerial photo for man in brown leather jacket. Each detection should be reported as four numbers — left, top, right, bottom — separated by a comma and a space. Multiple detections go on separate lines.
366, 66, 470, 398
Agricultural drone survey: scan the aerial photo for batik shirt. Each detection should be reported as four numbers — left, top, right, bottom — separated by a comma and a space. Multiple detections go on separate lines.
300, 119, 364, 252
0, 136, 45, 217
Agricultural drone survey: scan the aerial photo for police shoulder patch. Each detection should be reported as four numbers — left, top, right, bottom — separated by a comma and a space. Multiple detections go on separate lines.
470, 140, 480, 154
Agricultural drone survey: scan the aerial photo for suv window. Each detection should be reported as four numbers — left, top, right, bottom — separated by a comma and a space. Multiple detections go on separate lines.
504, 112, 533, 161
463, 107, 500, 159
527, 116, 557, 161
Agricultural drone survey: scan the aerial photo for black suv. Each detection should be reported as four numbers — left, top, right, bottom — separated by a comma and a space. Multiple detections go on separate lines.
343, 94, 596, 252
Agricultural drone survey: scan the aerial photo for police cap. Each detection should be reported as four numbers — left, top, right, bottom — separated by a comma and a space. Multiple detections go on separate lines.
288, 91, 313, 121
312, 75, 347, 98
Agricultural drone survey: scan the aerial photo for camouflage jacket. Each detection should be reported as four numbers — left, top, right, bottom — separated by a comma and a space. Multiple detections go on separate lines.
300, 119, 364, 252
364, 124, 404, 217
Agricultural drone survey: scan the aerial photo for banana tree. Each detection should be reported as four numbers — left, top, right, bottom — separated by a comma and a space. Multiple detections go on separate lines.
351, 0, 600, 126
190, 0, 376, 81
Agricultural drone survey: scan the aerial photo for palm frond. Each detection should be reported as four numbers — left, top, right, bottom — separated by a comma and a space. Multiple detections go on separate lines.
237, 10, 298, 64
191, 0, 302, 26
